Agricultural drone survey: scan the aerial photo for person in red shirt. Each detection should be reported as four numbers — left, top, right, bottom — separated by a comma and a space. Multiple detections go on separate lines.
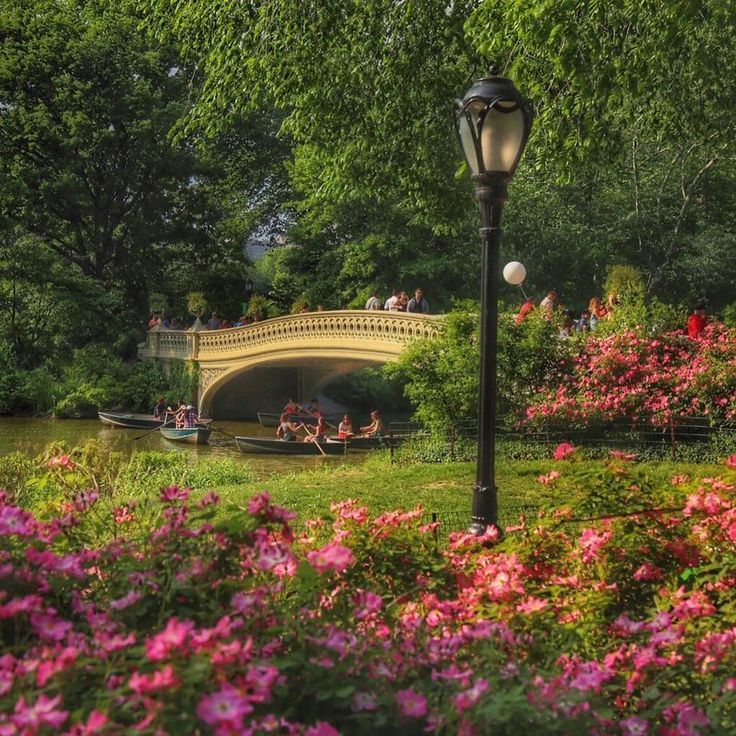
687, 304, 708, 338
515, 298, 535, 325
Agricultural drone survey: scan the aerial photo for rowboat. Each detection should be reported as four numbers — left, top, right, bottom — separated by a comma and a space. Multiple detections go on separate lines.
257, 412, 340, 429
160, 426, 212, 445
98, 411, 163, 430
326, 435, 405, 450
235, 436, 345, 455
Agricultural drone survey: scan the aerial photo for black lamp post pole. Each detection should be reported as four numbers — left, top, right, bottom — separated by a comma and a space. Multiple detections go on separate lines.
454, 71, 533, 534
469, 177, 507, 534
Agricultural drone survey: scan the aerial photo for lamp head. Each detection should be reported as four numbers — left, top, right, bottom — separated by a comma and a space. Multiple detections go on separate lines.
454, 69, 534, 197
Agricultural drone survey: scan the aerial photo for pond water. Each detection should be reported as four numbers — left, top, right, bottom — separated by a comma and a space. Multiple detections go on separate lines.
0, 416, 366, 477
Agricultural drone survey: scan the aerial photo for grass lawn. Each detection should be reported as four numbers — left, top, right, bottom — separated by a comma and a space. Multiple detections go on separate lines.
204, 454, 724, 530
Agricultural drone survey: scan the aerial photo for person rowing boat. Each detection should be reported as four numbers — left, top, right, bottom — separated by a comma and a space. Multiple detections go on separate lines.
302, 415, 327, 444
276, 413, 301, 442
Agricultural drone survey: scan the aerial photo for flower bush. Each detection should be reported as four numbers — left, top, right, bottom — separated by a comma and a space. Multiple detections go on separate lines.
2, 452, 736, 733
525, 324, 736, 428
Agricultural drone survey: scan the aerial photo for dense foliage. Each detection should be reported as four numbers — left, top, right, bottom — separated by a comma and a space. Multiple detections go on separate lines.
391, 305, 574, 432
0, 344, 198, 418
525, 325, 736, 429
2, 447, 736, 732
144, 0, 736, 310
0, 0, 286, 413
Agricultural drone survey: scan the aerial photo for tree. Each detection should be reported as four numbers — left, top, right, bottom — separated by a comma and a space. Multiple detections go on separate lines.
144, 0, 483, 231
145, 0, 736, 310
467, 0, 736, 297
0, 0, 202, 300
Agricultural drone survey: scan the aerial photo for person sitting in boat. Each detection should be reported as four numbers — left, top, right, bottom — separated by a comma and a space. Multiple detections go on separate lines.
152, 397, 166, 420
337, 415, 354, 439
276, 413, 300, 441
304, 415, 327, 443
283, 399, 301, 419
184, 405, 198, 428
173, 399, 187, 428
360, 410, 385, 438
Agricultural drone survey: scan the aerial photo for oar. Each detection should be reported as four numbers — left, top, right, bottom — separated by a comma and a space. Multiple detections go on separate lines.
133, 414, 171, 441
299, 423, 328, 457
208, 425, 239, 441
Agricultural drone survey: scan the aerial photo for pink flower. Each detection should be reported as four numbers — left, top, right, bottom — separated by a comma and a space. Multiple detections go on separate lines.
568, 661, 613, 692
307, 542, 355, 574
159, 485, 190, 503
47, 455, 76, 471
231, 589, 265, 615
395, 688, 427, 718
12, 694, 68, 730
537, 470, 560, 486
248, 492, 271, 515
36, 647, 78, 687
453, 678, 489, 713
109, 590, 143, 611
196, 684, 253, 726
129, 665, 179, 694
145, 618, 194, 660
73, 490, 99, 511
632, 563, 663, 582
578, 526, 612, 563
0, 506, 34, 536
198, 491, 220, 507
256, 541, 296, 574
516, 596, 548, 614
620, 716, 648, 735
353, 590, 382, 620
64, 710, 108, 735
113, 506, 134, 524
305, 724, 340, 736
553, 442, 576, 461
725, 455, 736, 469
30, 614, 72, 642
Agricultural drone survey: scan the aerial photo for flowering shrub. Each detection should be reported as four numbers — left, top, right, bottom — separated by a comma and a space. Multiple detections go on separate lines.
2, 453, 736, 733
525, 324, 736, 428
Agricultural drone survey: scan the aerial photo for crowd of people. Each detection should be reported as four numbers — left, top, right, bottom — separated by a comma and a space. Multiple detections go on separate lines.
147, 312, 265, 331
365, 288, 430, 314
516, 290, 710, 339
277, 399, 385, 444
152, 398, 200, 428
146, 289, 431, 333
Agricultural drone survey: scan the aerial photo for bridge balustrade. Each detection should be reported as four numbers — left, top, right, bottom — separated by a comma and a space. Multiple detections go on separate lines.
139, 311, 441, 361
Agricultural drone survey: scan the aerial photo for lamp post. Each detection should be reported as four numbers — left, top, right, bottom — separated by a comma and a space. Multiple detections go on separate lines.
454, 69, 533, 534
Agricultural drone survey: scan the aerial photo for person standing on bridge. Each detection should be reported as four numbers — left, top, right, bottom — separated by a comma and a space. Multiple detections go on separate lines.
407, 288, 429, 314
365, 291, 382, 310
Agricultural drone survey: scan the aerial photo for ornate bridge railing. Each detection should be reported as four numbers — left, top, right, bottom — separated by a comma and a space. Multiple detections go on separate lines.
138, 311, 442, 362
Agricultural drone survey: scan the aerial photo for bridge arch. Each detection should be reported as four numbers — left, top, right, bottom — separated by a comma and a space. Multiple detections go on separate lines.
139, 311, 441, 418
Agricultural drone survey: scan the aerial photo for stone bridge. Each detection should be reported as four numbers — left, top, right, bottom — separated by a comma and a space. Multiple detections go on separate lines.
138, 311, 441, 418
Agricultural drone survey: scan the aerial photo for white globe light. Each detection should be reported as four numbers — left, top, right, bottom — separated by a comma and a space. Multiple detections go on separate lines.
503, 261, 527, 286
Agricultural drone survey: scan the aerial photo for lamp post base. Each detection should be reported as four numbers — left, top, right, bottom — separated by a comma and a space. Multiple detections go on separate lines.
468, 483, 503, 538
